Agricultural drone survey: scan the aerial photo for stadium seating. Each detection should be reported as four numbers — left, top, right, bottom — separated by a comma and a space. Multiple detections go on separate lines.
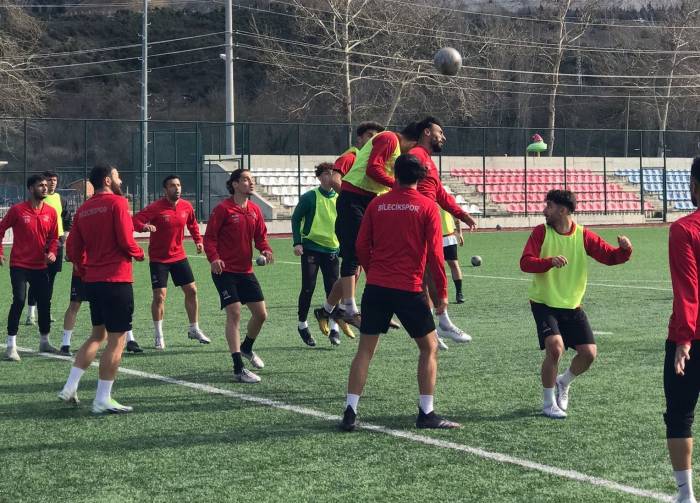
454, 167, 652, 214
614, 168, 692, 211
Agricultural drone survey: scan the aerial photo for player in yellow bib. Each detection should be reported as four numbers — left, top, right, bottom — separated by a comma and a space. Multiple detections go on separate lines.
520, 190, 632, 419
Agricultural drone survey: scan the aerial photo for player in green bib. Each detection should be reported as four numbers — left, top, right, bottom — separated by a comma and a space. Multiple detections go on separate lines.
520, 190, 632, 419
292, 163, 347, 347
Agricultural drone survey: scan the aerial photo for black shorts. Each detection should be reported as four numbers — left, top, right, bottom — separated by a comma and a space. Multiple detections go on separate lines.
211, 272, 264, 308
664, 340, 700, 438
70, 275, 86, 303
150, 259, 195, 289
85, 282, 134, 333
335, 190, 373, 276
49, 246, 64, 274
443, 244, 458, 261
360, 284, 435, 338
530, 301, 595, 350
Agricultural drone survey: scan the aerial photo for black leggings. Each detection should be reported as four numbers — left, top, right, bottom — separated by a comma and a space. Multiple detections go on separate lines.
28, 247, 62, 307
298, 250, 339, 322
8, 267, 51, 335
664, 340, 700, 438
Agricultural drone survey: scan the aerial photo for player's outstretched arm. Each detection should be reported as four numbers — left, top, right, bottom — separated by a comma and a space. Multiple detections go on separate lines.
583, 228, 632, 265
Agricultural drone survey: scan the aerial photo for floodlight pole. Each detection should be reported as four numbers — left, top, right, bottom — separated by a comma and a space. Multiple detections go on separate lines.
141, 0, 149, 208
225, 0, 235, 155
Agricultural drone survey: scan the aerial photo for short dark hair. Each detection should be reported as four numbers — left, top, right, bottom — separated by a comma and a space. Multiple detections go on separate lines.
26, 174, 46, 189
162, 174, 180, 188
414, 116, 442, 138
546, 189, 577, 213
356, 121, 384, 138
226, 168, 250, 194
691, 157, 700, 184
89, 164, 114, 190
42, 170, 58, 179
314, 162, 334, 177
394, 154, 427, 185
400, 121, 420, 141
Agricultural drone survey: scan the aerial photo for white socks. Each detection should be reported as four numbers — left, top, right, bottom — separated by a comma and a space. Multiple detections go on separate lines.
343, 298, 358, 315
28, 305, 36, 317
64, 366, 85, 393
189, 322, 199, 331
419, 395, 434, 414
126, 330, 135, 343
323, 301, 334, 314
674, 469, 694, 500
40, 334, 49, 343
62, 330, 73, 347
153, 320, 163, 339
95, 379, 113, 404
346, 393, 360, 413
543, 387, 556, 407
298, 320, 308, 330
437, 311, 452, 329
7, 335, 16, 348
329, 319, 339, 332
559, 368, 576, 387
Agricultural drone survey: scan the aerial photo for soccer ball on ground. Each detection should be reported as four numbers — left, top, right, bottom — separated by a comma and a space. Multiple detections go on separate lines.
471, 255, 482, 267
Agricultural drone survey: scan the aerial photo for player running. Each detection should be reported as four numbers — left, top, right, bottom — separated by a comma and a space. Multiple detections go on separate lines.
133, 174, 209, 350
339, 154, 461, 431
58, 164, 144, 414
520, 189, 632, 419
204, 168, 273, 383
1, 174, 59, 361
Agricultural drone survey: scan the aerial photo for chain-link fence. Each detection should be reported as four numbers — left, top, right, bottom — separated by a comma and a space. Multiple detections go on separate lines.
0, 118, 697, 221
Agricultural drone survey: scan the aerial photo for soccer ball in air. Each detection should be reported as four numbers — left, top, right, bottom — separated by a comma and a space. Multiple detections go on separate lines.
433, 47, 462, 76
471, 255, 482, 267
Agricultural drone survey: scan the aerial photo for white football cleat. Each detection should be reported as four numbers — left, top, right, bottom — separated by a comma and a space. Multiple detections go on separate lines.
4, 346, 20, 362
241, 351, 264, 369
436, 324, 472, 343
188, 327, 211, 344
436, 336, 449, 351
555, 375, 570, 411
674, 496, 697, 503
92, 398, 133, 414
58, 388, 80, 405
233, 368, 261, 383
154, 336, 166, 350
542, 403, 567, 419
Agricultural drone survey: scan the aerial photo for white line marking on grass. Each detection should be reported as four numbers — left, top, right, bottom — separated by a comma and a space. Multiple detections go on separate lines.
461, 273, 672, 292
11, 345, 673, 503
593, 331, 614, 335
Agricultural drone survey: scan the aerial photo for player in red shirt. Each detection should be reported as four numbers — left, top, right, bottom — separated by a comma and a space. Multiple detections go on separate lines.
339, 154, 460, 431
409, 117, 477, 346
58, 164, 145, 414
205, 168, 273, 384
331, 121, 384, 192
133, 175, 209, 349
1, 174, 59, 361
664, 158, 700, 503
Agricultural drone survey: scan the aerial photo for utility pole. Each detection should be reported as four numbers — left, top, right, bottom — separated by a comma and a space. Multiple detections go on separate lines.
141, 0, 149, 207
225, 0, 235, 155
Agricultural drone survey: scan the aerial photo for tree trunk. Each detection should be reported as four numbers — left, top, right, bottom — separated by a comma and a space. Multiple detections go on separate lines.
384, 82, 405, 126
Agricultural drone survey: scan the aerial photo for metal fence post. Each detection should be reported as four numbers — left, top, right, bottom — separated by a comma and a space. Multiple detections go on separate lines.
83, 120, 88, 202
482, 127, 486, 217
23, 118, 28, 183
662, 130, 667, 222
563, 128, 567, 190
639, 131, 645, 215
524, 128, 528, 216
297, 123, 302, 202
603, 129, 608, 215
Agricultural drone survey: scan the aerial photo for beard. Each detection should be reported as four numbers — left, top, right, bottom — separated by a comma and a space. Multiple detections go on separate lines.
112, 180, 123, 196
431, 139, 443, 153
34, 190, 47, 200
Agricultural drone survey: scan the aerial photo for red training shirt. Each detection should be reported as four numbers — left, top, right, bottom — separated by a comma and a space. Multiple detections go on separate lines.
204, 198, 271, 274
668, 210, 700, 345
67, 192, 144, 283
520, 223, 632, 273
334, 150, 356, 176
356, 185, 447, 299
132, 198, 202, 263
342, 131, 397, 197
0, 201, 58, 269
410, 145, 468, 220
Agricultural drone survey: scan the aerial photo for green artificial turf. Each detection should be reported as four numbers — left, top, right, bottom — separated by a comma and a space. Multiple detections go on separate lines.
0, 226, 682, 502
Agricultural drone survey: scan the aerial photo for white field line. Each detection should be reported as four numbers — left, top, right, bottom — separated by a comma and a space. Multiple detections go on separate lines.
593, 331, 614, 335
8, 345, 673, 503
